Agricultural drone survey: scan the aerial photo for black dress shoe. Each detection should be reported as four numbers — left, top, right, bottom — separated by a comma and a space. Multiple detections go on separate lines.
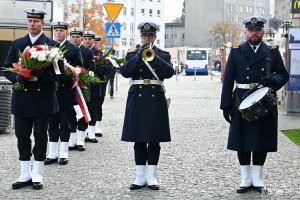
236, 186, 252, 193
69, 145, 78, 151
95, 133, 103, 137
12, 179, 32, 189
44, 158, 58, 165
130, 184, 146, 190
77, 145, 85, 151
147, 185, 159, 190
253, 186, 267, 193
32, 182, 43, 190
59, 158, 68, 165
86, 138, 98, 143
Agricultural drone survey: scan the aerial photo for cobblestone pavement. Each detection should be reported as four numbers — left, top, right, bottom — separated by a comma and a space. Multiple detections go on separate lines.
0, 74, 299, 200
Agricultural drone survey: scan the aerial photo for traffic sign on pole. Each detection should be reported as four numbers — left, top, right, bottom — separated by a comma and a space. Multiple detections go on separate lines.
106, 23, 121, 38
103, 3, 123, 22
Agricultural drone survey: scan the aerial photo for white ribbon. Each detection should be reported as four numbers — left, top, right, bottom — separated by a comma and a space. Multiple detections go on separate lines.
52, 60, 61, 75
105, 57, 120, 68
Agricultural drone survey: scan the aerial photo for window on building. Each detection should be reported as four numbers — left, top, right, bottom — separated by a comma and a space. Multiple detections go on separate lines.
165, 34, 168, 40
237, 5, 243, 12
122, 38, 127, 46
123, 7, 126, 15
157, 10, 160, 17
130, 23, 134, 32
123, 23, 126, 31
131, 8, 134, 16
247, 6, 253, 13
149, 9, 153, 17
158, 0, 161, 2
182, 33, 185, 40
157, 39, 160, 45
141, 8, 145, 16
171, 34, 174, 40
227, 4, 234, 12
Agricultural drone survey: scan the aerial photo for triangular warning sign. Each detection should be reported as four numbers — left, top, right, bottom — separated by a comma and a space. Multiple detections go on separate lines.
103, 3, 123, 22
107, 24, 120, 36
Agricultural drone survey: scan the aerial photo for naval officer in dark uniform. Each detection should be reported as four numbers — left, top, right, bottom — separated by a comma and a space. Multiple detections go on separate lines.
2, 8, 64, 190
45, 21, 83, 166
83, 31, 103, 142
68, 27, 96, 151
220, 16, 289, 193
120, 22, 174, 190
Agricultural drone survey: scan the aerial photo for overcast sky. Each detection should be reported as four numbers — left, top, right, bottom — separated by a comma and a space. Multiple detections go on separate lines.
164, 0, 184, 22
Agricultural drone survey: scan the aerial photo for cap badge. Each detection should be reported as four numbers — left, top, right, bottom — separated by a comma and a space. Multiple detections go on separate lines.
144, 23, 150, 30
251, 18, 257, 24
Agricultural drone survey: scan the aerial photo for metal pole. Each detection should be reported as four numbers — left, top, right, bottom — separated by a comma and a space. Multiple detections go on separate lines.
194, 68, 196, 81
79, 0, 83, 29
176, 33, 179, 81
115, 70, 118, 92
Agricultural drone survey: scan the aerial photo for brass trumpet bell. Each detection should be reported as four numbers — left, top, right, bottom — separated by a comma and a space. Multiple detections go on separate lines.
142, 43, 155, 61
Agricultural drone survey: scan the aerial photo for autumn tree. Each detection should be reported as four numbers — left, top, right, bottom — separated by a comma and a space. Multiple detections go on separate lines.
68, 0, 109, 50
210, 20, 242, 47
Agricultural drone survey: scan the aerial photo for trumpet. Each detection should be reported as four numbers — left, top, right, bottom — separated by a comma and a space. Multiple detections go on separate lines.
142, 42, 155, 61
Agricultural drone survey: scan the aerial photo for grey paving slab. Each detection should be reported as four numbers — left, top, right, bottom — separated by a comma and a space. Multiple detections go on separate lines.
0, 74, 299, 200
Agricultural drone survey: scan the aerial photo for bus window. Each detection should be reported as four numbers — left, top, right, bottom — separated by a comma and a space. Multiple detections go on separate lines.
187, 50, 207, 60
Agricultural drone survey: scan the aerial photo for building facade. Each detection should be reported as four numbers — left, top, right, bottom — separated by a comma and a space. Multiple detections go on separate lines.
165, 22, 185, 48
183, 0, 270, 47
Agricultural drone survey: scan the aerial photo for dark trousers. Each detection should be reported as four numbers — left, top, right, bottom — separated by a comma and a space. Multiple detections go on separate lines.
237, 152, 267, 166
48, 107, 72, 142
15, 115, 49, 161
134, 142, 161, 165
108, 67, 116, 97
70, 108, 88, 132
88, 99, 97, 126
96, 82, 108, 121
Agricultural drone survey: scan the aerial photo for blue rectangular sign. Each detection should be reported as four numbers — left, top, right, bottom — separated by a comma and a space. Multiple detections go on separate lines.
106, 23, 121, 38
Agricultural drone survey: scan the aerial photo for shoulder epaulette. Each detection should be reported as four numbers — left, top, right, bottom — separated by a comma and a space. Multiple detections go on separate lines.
232, 45, 240, 49
270, 44, 278, 49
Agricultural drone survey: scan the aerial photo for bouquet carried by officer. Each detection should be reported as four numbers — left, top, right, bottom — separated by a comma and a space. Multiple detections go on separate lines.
2, 44, 65, 90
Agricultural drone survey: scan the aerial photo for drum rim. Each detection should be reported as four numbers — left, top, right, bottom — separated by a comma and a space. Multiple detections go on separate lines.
239, 87, 271, 110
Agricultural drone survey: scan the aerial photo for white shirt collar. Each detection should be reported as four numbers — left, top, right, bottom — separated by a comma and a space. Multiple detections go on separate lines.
60, 39, 67, 47
29, 31, 44, 44
249, 42, 261, 53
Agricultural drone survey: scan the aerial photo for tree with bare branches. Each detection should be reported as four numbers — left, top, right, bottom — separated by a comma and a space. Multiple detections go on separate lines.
68, 0, 109, 50
211, 20, 242, 47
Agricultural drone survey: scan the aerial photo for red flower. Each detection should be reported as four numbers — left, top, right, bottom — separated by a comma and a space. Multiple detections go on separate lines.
77, 66, 86, 74
94, 56, 99, 61
23, 49, 31, 58
34, 45, 44, 51
78, 81, 84, 87
97, 52, 103, 56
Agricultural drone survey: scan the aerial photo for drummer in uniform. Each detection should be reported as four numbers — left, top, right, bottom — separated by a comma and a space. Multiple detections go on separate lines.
220, 16, 289, 193
45, 21, 83, 165
3, 8, 64, 190
120, 22, 174, 190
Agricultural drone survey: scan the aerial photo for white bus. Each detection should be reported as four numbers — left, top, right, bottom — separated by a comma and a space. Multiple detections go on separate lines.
183, 48, 211, 75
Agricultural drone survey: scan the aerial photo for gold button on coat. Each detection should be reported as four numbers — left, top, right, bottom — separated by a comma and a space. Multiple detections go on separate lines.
37, 88, 40, 91
139, 85, 142, 89
152, 94, 155, 97
139, 94, 142, 97
246, 76, 249, 79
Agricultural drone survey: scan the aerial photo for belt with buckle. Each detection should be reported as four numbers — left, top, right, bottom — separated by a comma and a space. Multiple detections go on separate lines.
27, 76, 38, 81
132, 79, 163, 85
236, 83, 259, 89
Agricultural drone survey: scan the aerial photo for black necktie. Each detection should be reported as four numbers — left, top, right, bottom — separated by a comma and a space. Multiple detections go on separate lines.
253, 46, 256, 52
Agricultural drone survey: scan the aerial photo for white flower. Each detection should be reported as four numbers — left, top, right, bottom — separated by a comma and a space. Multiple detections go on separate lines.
89, 71, 94, 77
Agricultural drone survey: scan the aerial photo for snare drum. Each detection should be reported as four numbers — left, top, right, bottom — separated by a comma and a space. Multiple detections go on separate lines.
238, 87, 277, 121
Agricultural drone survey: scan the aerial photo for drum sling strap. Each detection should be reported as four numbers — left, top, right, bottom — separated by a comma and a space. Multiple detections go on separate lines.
236, 47, 272, 107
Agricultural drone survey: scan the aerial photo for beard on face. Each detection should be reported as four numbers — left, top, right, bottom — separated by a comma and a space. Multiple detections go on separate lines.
248, 36, 262, 45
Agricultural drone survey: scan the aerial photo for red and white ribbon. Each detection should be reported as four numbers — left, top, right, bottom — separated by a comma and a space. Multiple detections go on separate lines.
75, 85, 91, 123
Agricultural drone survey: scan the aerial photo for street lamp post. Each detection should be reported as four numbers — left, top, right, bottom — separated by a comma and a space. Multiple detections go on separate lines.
266, 28, 275, 43
220, 44, 226, 82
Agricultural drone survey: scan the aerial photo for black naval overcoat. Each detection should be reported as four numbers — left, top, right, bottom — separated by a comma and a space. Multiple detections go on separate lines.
90, 47, 106, 100
3, 33, 64, 118
57, 40, 83, 109
120, 46, 174, 142
220, 42, 289, 152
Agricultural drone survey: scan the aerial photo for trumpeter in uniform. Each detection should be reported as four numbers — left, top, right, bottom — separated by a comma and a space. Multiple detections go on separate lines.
68, 27, 96, 151
45, 21, 83, 165
120, 22, 174, 190
2, 8, 64, 190
220, 16, 289, 193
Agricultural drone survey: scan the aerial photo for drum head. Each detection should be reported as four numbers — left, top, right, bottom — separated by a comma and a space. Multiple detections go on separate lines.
239, 87, 269, 110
